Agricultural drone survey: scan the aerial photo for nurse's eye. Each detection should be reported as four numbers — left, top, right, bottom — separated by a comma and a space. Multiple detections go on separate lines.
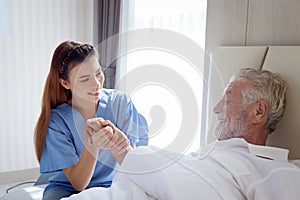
96, 71, 103, 77
80, 78, 89, 82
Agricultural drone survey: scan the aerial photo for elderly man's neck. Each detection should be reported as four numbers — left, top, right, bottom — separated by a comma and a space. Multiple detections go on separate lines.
241, 129, 269, 145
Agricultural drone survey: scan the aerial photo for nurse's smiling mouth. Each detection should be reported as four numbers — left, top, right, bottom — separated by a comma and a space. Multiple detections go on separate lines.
88, 91, 100, 97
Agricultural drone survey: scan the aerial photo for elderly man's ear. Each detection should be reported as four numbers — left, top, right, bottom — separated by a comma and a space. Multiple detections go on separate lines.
252, 100, 268, 124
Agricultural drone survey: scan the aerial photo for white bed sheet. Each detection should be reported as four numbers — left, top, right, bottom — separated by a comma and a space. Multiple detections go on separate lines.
0, 185, 45, 200
63, 146, 229, 200
63, 143, 300, 200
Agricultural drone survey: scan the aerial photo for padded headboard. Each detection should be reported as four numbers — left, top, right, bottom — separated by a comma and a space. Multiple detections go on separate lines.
206, 46, 300, 159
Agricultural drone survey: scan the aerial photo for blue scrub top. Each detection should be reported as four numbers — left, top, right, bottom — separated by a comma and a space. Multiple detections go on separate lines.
40, 89, 148, 195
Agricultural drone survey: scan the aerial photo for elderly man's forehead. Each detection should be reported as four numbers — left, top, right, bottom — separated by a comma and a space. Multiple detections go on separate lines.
225, 78, 252, 92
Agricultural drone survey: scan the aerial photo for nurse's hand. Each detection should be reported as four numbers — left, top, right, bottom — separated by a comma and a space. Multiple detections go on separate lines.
85, 118, 114, 150
101, 120, 130, 155
86, 118, 129, 154
85, 118, 132, 164
94, 119, 132, 164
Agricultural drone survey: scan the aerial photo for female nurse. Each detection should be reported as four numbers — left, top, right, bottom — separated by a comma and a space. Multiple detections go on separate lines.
34, 41, 148, 200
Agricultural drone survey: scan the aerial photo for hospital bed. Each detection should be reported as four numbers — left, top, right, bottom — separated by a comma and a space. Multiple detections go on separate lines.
2, 46, 300, 199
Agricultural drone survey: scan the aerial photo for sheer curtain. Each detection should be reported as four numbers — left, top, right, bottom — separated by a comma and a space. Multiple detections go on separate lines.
118, 0, 207, 153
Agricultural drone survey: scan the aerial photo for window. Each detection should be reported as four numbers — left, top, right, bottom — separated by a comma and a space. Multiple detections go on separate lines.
118, 0, 207, 153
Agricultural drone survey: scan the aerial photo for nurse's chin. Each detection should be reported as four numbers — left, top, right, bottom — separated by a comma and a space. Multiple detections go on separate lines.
83, 96, 101, 104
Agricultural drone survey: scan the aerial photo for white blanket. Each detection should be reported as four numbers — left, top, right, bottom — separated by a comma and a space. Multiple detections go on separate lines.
63, 142, 300, 200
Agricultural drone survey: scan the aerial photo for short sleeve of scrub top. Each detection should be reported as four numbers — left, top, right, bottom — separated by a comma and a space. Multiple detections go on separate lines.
40, 109, 83, 173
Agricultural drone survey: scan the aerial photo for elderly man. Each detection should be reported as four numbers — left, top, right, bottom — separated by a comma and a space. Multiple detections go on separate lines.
65, 68, 300, 200
213, 67, 287, 145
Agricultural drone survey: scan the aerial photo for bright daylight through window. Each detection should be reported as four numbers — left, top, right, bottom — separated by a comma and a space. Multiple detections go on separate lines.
117, 0, 207, 153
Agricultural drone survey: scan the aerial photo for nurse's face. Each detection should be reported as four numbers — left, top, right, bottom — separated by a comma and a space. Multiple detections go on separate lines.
213, 78, 254, 140
62, 55, 105, 105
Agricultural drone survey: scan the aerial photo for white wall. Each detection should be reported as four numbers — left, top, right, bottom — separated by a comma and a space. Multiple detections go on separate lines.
0, 0, 93, 172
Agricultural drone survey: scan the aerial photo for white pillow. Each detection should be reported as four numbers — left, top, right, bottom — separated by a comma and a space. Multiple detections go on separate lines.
290, 160, 300, 168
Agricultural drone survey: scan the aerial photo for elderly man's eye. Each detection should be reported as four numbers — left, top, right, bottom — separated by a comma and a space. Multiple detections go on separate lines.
225, 89, 232, 95
225, 99, 233, 104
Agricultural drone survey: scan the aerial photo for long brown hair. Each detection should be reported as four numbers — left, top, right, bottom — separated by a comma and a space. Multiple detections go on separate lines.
34, 41, 97, 162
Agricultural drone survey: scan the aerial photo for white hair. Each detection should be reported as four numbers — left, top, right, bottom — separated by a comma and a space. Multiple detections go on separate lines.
232, 68, 288, 133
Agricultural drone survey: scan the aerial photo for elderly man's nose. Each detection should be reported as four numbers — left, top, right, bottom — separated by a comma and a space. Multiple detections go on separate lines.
213, 99, 223, 114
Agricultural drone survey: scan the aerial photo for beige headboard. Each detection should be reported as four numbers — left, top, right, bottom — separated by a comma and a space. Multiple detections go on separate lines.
206, 46, 300, 159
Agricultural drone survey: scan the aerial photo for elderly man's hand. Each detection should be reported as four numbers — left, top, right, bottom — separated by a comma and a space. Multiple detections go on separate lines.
103, 120, 131, 155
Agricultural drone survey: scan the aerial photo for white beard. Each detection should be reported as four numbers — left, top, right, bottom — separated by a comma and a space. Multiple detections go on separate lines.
213, 110, 248, 140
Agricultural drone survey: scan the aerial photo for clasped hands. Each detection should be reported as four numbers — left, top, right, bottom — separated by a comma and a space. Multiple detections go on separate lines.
84, 118, 130, 155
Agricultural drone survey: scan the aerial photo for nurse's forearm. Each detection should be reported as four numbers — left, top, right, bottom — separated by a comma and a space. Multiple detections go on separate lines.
63, 146, 99, 191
